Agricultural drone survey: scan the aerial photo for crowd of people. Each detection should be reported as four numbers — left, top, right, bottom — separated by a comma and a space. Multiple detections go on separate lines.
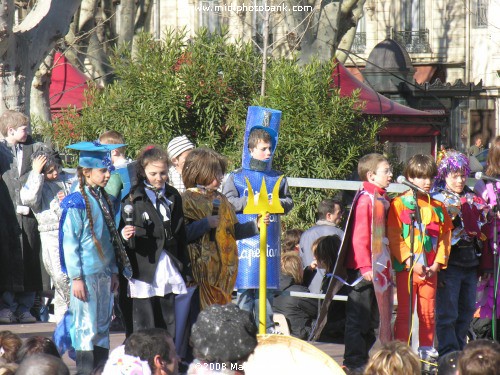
1, 106, 500, 375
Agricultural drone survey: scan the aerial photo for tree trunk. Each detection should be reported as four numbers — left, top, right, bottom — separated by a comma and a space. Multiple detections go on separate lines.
30, 52, 54, 127
119, 0, 135, 47
283, 0, 362, 64
260, 8, 270, 97
336, 0, 366, 63
0, 0, 81, 129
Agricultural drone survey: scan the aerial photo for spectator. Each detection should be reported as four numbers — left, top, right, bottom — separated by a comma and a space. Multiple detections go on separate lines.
437, 351, 460, 375
468, 135, 484, 157
188, 304, 257, 374
16, 353, 69, 375
103, 345, 151, 374
282, 229, 303, 254
0, 360, 18, 375
273, 253, 317, 339
363, 341, 421, 375
0, 331, 22, 363
299, 199, 344, 294
124, 328, 179, 375
0, 110, 48, 324
20, 150, 74, 323
458, 339, 500, 375
167, 135, 195, 193
16, 336, 60, 363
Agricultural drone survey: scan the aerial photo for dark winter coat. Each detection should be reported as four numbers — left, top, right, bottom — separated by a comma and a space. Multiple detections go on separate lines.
0, 137, 46, 292
273, 273, 318, 340
121, 183, 189, 284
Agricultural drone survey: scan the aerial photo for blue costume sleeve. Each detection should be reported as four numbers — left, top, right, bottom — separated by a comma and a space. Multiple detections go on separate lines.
60, 193, 86, 279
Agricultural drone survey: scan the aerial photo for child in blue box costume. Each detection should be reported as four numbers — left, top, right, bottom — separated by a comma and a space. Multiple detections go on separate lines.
222, 106, 293, 331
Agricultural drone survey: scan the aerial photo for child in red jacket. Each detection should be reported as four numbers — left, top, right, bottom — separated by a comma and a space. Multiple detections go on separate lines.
343, 153, 393, 371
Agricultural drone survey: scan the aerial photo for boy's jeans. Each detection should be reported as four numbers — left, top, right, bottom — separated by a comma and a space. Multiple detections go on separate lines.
237, 288, 275, 331
436, 265, 478, 356
343, 269, 379, 369
1, 291, 35, 314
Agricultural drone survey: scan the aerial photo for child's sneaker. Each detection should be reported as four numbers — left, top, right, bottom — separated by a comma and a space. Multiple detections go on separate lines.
418, 346, 439, 374
0, 308, 16, 324
16, 311, 37, 324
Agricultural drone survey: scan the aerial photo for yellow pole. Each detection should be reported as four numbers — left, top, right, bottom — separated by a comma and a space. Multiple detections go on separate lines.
258, 213, 267, 334
243, 175, 284, 335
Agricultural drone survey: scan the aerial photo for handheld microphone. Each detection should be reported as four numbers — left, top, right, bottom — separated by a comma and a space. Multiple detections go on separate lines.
396, 176, 429, 196
123, 204, 135, 249
475, 172, 500, 184
210, 198, 220, 242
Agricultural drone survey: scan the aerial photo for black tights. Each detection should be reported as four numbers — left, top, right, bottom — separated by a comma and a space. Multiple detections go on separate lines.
132, 293, 176, 338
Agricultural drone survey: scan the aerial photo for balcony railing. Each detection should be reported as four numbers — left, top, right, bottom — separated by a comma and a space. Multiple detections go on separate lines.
352, 32, 366, 54
392, 29, 431, 53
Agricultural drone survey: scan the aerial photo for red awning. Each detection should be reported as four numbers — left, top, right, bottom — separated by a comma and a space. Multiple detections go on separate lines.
332, 62, 436, 117
49, 52, 89, 112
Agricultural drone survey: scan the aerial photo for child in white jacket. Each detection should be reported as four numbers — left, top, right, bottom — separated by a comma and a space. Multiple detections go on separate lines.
20, 149, 74, 323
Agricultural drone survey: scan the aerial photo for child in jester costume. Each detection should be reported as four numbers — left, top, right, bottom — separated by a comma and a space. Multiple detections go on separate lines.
222, 106, 293, 331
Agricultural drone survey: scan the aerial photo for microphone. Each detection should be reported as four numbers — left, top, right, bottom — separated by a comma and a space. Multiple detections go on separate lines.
475, 172, 500, 184
210, 198, 220, 242
123, 204, 135, 249
396, 176, 429, 196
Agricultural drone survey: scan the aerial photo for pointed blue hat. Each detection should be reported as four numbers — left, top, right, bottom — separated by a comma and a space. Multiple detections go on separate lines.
66, 141, 126, 171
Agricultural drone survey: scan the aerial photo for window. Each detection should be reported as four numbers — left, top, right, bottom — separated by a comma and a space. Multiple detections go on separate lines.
393, 0, 430, 53
352, 16, 366, 54
199, 0, 221, 33
473, 0, 488, 28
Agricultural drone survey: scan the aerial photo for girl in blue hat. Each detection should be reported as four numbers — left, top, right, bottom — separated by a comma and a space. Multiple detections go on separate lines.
59, 141, 132, 375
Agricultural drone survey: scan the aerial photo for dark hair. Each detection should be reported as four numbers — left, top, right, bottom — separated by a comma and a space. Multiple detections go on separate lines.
16, 353, 69, 375
248, 128, 272, 149
357, 153, 388, 181
437, 351, 460, 375
124, 328, 174, 371
190, 304, 257, 364
458, 339, 500, 375
30, 149, 61, 174
16, 336, 61, 363
282, 229, 303, 253
316, 199, 342, 221
0, 331, 22, 363
182, 148, 227, 188
404, 154, 437, 179
313, 235, 341, 273
135, 145, 171, 184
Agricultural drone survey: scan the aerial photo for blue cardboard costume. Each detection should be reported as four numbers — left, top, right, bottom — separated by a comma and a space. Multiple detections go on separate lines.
223, 106, 293, 289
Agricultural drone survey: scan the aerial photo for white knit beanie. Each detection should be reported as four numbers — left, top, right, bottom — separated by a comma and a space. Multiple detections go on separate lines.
167, 135, 195, 159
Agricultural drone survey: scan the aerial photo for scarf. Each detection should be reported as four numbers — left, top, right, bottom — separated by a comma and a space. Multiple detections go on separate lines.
88, 186, 132, 280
